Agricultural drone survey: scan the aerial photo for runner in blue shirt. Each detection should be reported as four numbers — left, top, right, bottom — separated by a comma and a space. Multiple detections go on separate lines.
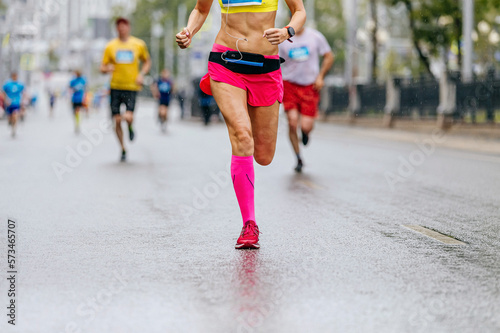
151, 69, 173, 132
69, 70, 87, 133
2, 72, 25, 138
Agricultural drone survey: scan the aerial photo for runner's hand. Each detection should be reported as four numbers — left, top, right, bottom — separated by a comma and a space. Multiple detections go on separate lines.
313, 76, 325, 91
136, 73, 144, 86
263, 28, 289, 45
176, 28, 192, 49
104, 64, 115, 73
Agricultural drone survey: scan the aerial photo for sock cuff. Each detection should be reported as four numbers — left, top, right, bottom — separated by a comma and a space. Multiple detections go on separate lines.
231, 155, 254, 165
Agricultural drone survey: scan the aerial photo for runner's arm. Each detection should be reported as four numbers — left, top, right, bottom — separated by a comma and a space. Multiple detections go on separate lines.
135, 44, 151, 86
100, 46, 114, 74
176, 0, 213, 49
313, 51, 334, 91
319, 52, 334, 79
140, 57, 152, 76
264, 0, 306, 45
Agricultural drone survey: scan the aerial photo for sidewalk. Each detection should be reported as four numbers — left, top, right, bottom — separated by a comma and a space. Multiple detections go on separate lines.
321, 114, 500, 155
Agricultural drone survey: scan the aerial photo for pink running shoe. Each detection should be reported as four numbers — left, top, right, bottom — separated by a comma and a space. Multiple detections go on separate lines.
235, 220, 260, 249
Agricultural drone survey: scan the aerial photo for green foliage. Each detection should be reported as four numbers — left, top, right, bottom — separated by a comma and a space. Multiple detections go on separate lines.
414, 1, 462, 57
385, 0, 500, 76
0, 0, 6, 14
315, 0, 345, 75
128, 0, 196, 74
130, 0, 196, 40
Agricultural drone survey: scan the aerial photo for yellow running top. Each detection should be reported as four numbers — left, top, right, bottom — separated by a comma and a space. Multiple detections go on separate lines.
218, 0, 278, 14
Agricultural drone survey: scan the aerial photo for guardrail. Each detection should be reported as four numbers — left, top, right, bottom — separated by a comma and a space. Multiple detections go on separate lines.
326, 72, 499, 127
454, 73, 499, 123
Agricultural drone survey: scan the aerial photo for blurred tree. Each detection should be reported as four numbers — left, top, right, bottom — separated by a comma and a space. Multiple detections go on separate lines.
126, 0, 196, 74
0, 0, 6, 20
315, 0, 345, 75
369, 0, 378, 82
385, 0, 500, 77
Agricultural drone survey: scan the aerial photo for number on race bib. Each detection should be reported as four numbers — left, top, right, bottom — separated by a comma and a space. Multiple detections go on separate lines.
116, 50, 134, 64
289, 47, 310, 62
221, 0, 263, 7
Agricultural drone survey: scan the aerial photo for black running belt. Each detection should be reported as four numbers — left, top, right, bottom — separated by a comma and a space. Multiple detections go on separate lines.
209, 51, 285, 74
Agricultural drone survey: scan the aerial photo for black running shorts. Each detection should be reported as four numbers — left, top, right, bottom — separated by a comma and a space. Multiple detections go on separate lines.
72, 102, 83, 111
110, 89, 137, 116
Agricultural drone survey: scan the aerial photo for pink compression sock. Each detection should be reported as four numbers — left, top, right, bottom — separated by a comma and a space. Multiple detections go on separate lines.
231, 155, 255, 225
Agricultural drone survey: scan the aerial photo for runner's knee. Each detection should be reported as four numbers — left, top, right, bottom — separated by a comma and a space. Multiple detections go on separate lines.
233, 127, 254, 155
287, 111, 299, 128
301, 119, 314, 134
254, 135, 276, 166
254, 151, 274, 166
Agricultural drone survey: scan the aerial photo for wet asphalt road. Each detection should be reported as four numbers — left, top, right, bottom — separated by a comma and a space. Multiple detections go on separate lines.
0, 99, 499, 333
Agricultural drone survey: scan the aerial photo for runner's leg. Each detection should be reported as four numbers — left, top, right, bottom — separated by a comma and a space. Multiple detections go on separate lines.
114, 114, 125, 151
124, 111, 134, 127
211, 80, 256, 225
110, 90, 126, 160
123, 91, 136, 141
286, 109, 304, 172
211, 80, 261, 248
211, 80, 253, 156
248, 101, 280, 166
75, 106, 81, 133
286, 109, 300, 156
300, 115, 315, 141
159, 105, 167, 123
10, 112, 17, 137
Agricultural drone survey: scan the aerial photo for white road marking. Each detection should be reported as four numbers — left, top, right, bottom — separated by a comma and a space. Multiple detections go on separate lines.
402, 225, 467, 245
298, 179, 326, 190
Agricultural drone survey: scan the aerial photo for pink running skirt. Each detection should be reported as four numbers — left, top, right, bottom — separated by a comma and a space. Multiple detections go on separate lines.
200, 43, 284, 107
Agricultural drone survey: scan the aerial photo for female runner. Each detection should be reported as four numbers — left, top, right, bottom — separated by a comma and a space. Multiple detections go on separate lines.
176, 0, 306, 249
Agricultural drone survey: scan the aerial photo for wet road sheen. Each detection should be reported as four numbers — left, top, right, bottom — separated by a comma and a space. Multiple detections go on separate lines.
0, 100, 499, 333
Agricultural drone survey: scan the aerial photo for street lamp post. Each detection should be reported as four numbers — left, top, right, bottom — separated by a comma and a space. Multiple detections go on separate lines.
344, 0, 359, 119
176, 4, 187, 90
304, 0, 315, 28
345, 0, 357, 86
164, 19, 174, 72
462, 0, 474, 83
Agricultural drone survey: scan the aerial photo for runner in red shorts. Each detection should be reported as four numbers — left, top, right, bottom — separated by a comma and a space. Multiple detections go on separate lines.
279, 26, 334, 172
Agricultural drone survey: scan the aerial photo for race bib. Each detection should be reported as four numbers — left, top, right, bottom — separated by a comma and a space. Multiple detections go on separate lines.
221, 0, 262, 7
116, 50, 134, 64
289, 47, 310, 62
158, 82, 171, 93
73, 83, 85, 92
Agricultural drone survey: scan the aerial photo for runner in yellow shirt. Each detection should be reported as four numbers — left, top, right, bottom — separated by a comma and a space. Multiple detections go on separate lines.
101, 17, 151, 162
